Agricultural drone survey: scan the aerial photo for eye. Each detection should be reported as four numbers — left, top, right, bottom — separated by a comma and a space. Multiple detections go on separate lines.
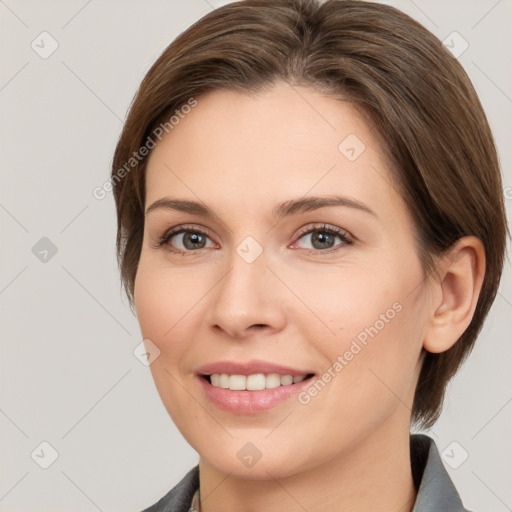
157, 225, 216, 254
291, 224, 353, 253
155, 223, 353, 255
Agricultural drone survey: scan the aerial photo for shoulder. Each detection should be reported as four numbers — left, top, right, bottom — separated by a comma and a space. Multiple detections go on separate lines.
140, 465, 199, 512
411, 434, 473, 512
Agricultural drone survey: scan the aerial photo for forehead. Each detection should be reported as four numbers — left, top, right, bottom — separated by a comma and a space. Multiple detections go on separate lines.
144, 83, 404, 222
153, 83, 378, 157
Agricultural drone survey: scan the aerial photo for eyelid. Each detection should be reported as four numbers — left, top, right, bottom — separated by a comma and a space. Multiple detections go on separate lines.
293, 223, 353, 243
161, 223, 214, 240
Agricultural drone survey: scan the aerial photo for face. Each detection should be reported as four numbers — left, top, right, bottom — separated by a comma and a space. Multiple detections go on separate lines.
135, 82, 431, 479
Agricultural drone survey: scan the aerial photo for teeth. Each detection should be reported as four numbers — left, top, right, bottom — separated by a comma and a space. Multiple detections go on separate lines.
209, 373, 308, 391
280, 375, 293, 386
229, 375, 246, 390
219, 374, 230, 388
266, 373, 281, 389
247, 374, 266, 390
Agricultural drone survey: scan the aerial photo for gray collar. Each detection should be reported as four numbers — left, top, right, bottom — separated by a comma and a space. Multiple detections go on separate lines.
411, 434, 471, 511
141, 434, 471, 512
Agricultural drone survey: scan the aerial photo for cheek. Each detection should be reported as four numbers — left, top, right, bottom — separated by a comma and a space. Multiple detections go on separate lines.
294, 250, 426, 399
134, 263, 167, 341
134, 258, 194, 361
134, 260, 206, 432
292, 295, 426, 454
287, 257, 413, 344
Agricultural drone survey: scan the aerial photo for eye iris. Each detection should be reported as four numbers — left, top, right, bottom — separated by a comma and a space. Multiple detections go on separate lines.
311, 230, 335, 249
183, 232, 206, 250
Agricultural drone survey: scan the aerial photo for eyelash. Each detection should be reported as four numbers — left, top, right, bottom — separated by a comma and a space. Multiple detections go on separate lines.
155, 223, 354, 256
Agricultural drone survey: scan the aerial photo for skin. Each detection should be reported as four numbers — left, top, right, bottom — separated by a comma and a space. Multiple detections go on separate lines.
135, 82, 485, 512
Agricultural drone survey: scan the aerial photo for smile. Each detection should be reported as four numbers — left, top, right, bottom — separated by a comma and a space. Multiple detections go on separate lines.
196, 361, 315, 413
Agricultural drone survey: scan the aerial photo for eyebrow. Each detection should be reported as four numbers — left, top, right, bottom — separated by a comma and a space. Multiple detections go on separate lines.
145, 195, 377, 219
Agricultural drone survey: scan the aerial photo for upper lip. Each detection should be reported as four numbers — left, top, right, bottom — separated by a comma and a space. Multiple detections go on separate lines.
196, 359, 314, 376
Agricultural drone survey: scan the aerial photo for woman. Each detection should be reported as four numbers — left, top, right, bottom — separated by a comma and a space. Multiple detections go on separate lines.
111, 1, 508, 510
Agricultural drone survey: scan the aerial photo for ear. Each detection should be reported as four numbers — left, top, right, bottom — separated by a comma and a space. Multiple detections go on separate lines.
423, 236, 486, 354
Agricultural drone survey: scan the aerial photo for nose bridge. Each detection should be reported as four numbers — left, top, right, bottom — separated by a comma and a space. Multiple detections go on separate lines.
207, 240, 285, 337
220, 232, 270, 296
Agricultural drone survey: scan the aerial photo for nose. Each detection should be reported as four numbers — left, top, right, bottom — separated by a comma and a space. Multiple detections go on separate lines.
206, 250, 287, 340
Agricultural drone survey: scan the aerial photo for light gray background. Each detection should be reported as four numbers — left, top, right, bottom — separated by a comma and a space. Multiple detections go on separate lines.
1, 0, 511, 511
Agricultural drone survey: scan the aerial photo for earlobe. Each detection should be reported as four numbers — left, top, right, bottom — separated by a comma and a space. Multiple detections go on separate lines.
423, 236, 486, 354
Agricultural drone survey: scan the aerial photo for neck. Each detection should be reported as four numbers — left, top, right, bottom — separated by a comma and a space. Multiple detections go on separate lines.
198, 418, 417, 512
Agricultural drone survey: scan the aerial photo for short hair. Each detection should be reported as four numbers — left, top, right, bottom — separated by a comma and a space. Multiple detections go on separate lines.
111, 0, 508, 427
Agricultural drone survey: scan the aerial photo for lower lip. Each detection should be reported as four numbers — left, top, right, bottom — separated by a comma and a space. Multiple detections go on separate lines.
197, 376, 314, 414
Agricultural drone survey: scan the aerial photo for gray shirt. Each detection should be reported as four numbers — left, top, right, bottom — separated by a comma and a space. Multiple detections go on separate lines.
141, 434, 471, 512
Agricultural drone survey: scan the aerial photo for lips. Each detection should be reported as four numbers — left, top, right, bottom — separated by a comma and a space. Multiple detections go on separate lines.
196, 359, 314, 377
196, 359, 315, 414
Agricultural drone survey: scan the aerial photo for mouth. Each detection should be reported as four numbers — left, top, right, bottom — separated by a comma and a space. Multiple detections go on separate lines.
195, 361, 316, 414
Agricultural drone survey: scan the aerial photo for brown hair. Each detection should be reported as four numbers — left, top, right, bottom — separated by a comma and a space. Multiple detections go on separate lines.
111, 0, 508, 427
